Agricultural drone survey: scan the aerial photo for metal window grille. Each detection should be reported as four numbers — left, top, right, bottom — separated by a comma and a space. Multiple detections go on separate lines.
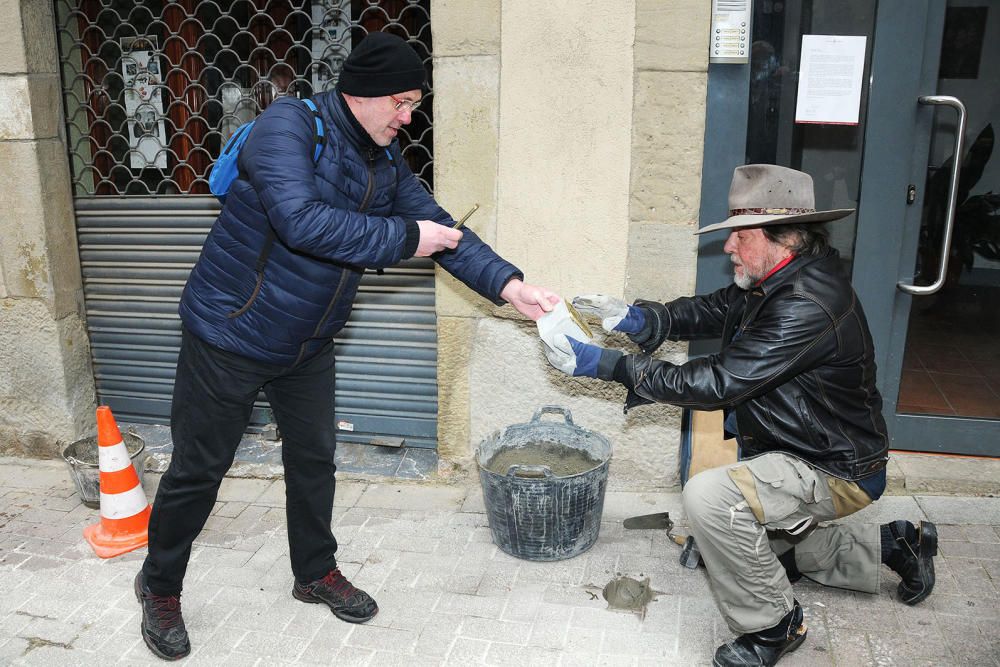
53, 0, 440, 449
54, 0, 434, 195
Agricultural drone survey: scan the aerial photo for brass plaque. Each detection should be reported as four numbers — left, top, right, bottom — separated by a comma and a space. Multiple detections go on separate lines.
565, 300, 594, 339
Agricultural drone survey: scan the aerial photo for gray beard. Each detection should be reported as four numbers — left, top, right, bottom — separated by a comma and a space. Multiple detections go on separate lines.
734, 271, 755, 290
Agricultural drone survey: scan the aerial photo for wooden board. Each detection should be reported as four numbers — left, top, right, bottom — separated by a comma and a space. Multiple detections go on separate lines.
681, 410, 738, 484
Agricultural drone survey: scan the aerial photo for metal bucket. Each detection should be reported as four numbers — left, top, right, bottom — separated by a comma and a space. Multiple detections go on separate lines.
476, 406, 612, 561
62, 433, 147, 509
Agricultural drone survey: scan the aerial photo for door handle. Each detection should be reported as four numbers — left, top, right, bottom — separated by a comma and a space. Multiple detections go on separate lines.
898, 95, 967, 295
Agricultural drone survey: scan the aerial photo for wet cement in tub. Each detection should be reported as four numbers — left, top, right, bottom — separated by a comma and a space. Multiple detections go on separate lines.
483, 441, 601, 477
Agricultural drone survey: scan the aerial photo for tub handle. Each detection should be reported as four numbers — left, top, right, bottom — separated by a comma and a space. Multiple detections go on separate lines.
506, 464, 555, 478
531, 405, 574, 425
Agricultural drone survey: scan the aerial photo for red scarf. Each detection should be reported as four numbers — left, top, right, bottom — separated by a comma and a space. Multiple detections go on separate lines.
755, 254, 796, 287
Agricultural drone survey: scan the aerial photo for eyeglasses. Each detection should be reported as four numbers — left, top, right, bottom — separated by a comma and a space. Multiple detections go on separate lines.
390, 94, 422, 112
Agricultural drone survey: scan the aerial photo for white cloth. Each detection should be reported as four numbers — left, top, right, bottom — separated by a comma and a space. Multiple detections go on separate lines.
537, 300, 592, 375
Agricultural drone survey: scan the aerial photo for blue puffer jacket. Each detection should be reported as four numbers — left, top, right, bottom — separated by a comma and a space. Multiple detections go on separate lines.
180, 91, 522, 366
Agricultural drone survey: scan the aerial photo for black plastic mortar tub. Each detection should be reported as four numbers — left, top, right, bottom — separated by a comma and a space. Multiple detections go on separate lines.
476, 406, 612, 561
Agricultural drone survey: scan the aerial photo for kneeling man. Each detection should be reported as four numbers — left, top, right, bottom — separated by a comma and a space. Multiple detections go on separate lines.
543, 165, 936, 667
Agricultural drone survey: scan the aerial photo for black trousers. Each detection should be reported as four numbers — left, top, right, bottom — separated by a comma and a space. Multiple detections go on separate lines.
142, 329, 339, 596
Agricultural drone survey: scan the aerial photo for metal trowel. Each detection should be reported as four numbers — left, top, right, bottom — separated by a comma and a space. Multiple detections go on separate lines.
622, 512, 704, 569
622, 512, 673, 531
452, 203, 480, 229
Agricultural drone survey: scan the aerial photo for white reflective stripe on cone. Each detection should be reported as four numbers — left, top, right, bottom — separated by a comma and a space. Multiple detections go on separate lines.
99, 484, 148, 519
98, 441, 132, 473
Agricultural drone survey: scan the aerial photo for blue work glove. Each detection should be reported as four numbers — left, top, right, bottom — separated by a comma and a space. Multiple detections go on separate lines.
572, 294, 646, 334
542, 335, 621, 379
567, 337, 602, 377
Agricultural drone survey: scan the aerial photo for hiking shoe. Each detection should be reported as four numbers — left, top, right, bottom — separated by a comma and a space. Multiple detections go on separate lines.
713, 600, 807, 667
134, 572, 190, 661
292, 568, 378, 623
887, 520, 937, 605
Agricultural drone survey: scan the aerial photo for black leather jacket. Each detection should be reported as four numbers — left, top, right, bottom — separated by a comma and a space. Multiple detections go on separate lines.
615, 248, 889, 481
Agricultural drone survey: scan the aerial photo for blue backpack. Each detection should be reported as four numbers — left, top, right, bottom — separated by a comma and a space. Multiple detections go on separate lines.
209, 97, 325, 202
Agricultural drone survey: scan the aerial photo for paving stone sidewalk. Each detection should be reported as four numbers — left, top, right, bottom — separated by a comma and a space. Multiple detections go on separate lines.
0, 457, 998, 666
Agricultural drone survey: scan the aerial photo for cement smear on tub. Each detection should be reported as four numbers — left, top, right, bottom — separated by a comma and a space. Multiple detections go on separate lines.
483, 442, 601, 477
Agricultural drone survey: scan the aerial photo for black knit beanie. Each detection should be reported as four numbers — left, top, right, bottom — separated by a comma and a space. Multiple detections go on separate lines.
337, 32, 426, 97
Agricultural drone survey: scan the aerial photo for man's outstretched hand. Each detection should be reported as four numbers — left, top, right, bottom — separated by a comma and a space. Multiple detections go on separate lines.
501, 278, 560, 321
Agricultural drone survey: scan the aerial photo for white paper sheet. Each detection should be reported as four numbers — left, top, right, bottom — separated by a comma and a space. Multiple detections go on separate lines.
795, 35, 867, 126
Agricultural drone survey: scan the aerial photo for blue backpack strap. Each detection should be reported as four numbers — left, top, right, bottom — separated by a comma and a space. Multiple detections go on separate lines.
302, 98, 324, 162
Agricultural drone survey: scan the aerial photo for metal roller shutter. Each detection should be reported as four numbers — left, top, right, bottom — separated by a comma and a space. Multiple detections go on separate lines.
76, 196, 439, 448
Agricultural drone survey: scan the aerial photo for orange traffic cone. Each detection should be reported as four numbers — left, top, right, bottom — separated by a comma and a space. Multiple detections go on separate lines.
83, 406, 151, 558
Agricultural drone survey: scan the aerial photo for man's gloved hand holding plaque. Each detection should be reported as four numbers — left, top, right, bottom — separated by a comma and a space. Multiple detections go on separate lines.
537, 300, 621, 379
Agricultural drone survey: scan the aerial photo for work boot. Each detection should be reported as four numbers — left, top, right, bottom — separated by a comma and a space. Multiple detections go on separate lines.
292, 568, 378, 623
134, 572, 191, 661
883, 520, 937, 605
713, 600, 807, 667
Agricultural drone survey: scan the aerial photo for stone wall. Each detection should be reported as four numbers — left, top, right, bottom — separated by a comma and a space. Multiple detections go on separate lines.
0, 0, 96, 457
433, 1, 709, 489
0, 0, 711, 484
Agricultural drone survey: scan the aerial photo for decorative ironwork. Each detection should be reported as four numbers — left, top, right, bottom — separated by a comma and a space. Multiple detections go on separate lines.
54, 0, 434, 196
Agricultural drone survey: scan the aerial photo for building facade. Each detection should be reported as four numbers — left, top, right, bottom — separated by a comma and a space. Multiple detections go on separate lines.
2, 0, 996, 487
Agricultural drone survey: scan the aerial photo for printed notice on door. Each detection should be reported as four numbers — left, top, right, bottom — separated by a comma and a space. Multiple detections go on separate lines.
795, 35, 867, 125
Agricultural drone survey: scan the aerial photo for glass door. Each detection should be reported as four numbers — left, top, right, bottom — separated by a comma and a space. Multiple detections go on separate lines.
853, 0, 1000, 455
896, 2, 1000, 424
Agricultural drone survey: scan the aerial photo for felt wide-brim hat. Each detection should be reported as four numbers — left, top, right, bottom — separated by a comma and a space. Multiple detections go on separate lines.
695, 164, 855, 235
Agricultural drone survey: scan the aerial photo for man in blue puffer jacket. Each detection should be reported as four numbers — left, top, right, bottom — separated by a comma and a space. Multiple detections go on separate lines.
133, 32, 558, 661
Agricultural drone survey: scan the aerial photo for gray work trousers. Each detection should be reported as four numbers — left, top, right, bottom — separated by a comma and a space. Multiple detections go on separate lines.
681, 452, 881, 634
